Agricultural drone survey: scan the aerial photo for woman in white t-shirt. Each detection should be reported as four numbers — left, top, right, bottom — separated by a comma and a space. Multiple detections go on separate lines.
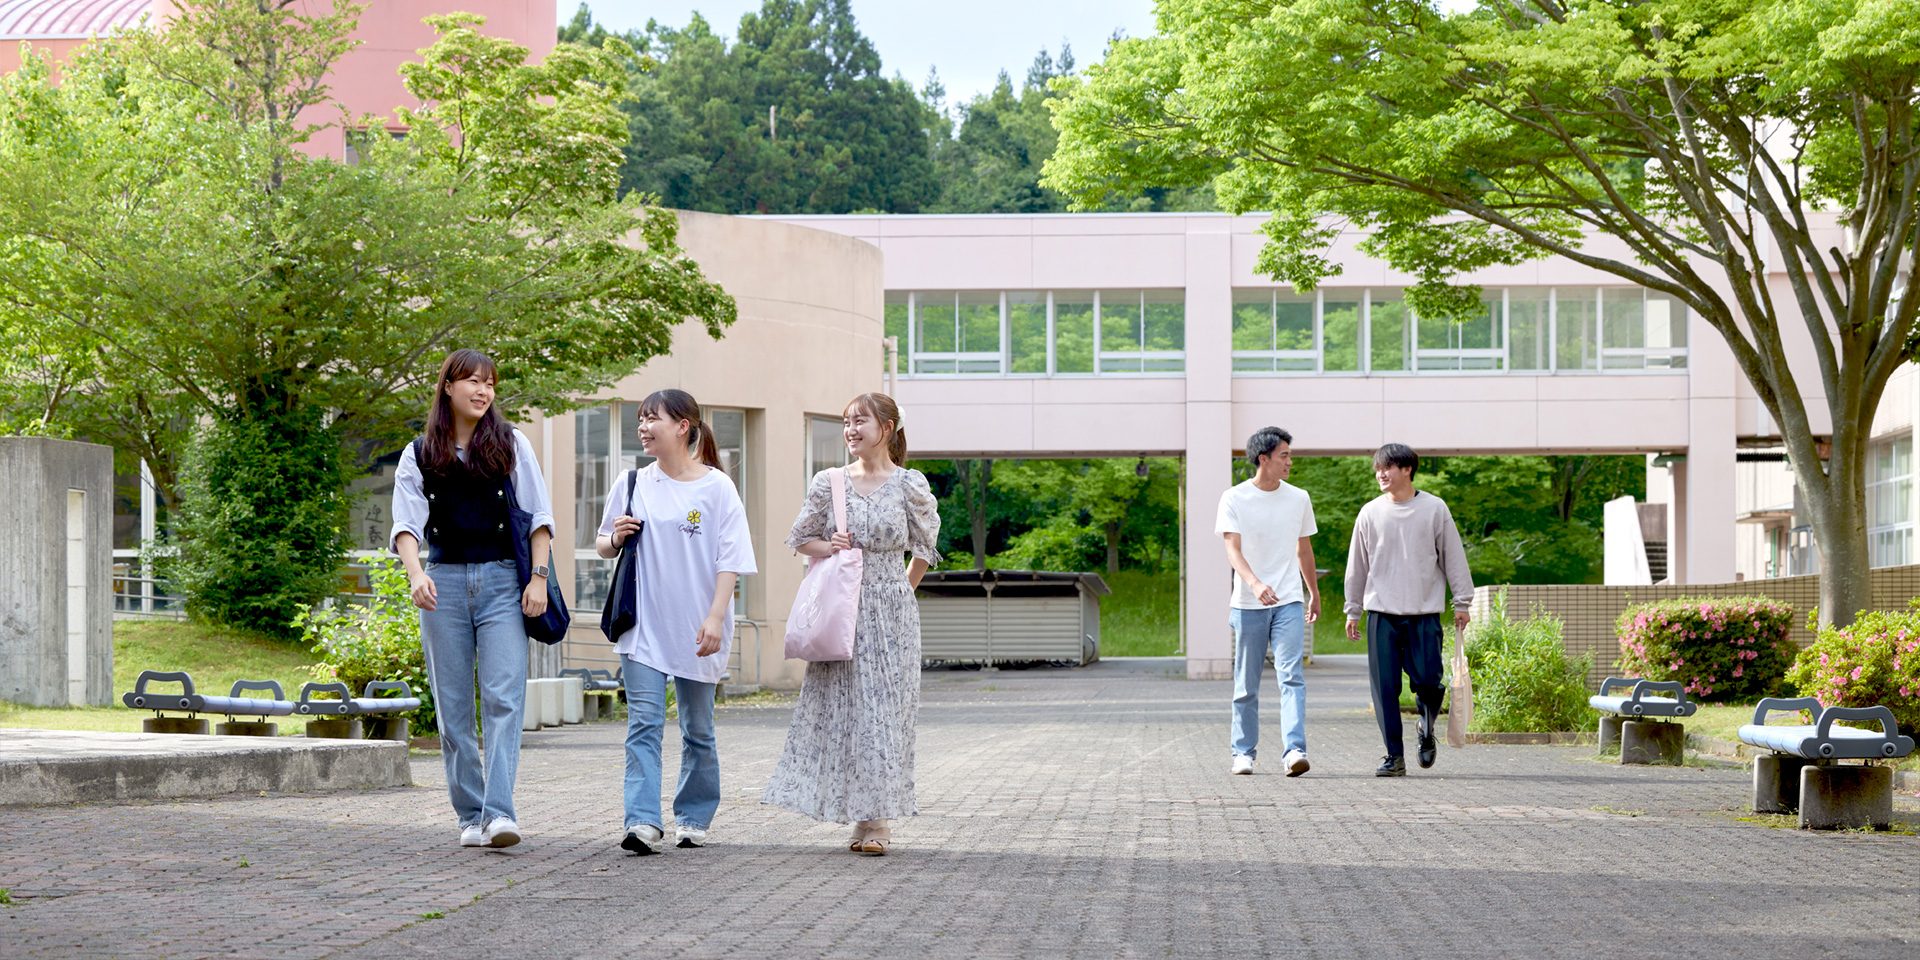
594, 389, 757, 856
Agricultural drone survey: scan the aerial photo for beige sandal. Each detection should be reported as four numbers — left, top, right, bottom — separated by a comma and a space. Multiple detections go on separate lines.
856, 833, 890, 856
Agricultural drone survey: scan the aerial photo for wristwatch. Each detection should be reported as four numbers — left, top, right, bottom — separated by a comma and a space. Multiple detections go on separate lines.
531, 564, 549, 579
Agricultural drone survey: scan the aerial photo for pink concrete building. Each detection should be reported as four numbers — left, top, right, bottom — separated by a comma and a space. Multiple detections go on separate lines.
0, 0, 556, 158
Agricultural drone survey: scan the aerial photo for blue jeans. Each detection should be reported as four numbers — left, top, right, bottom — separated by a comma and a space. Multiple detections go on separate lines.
622, 660, 720, 832
419, 559, 528, 826
1230, 602, 1307, 759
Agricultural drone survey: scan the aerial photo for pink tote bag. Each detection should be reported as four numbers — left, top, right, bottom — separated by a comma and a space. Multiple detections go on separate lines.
784, 468, 862, 662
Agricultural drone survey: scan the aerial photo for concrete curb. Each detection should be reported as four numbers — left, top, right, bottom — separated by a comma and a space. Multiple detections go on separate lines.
1687, 732, 1920, 795
0, 730, 411, 806
1465, 731, 1597, 745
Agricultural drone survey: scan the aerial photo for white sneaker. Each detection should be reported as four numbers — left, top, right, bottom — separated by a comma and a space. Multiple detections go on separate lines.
1230, 754, 1255, 775
675, 825, 709, 848
483, 817, 521, 848
459, 823, 486, 847
622, 824, 664, 855
1283, 749, 1311, 777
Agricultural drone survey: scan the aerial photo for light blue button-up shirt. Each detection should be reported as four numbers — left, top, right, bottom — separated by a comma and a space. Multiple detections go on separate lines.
389, 429, 555, 554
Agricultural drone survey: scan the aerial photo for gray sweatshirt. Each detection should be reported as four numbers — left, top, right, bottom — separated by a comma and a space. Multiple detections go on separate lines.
1343, 490, 1475, 618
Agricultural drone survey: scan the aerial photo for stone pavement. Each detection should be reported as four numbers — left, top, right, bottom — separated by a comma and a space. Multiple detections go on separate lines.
2, 655, 1915, 959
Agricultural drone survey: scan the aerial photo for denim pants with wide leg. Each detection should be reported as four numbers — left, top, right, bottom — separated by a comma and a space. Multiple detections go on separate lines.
418, 558, 529, 827
622, 660, 720, 832
1230, 601, 1307, 759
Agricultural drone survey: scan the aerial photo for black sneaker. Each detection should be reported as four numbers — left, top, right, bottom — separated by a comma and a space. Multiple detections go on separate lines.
1374, 755, 1407, 777
1418, 735, 1437, 769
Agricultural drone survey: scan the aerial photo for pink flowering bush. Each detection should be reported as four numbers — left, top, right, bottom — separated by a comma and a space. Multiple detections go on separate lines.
1785, 603, 1920, 735
1615, 597, 1796, 702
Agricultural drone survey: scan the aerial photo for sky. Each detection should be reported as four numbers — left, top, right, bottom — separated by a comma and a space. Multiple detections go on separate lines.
560, 1, 1159, 105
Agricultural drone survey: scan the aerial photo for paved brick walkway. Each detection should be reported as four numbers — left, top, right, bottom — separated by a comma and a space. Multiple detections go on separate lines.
4, 655, 1916, 959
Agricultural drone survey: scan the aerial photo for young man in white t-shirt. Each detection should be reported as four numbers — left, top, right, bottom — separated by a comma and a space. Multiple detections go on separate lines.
1215, 426, 1321, 776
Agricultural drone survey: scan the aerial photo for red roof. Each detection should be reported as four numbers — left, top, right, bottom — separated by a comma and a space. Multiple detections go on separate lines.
0, 0, 154, 39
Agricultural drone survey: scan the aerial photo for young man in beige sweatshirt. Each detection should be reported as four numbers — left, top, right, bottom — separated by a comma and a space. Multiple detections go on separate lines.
1343, 443, 1474, 777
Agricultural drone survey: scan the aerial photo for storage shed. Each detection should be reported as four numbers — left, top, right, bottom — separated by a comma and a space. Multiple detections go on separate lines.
916, 570, 1111, 666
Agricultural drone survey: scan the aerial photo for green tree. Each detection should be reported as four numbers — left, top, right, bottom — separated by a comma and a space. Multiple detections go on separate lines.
562, 0, 940, 213
1046, 0, 1920, 627
0, 1, 734, 632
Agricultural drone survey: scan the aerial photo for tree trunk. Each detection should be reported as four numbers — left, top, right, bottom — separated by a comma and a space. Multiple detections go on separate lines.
1813, 511, 1874, 631
960, 459, 992, 571
1105, 520, 1120, 575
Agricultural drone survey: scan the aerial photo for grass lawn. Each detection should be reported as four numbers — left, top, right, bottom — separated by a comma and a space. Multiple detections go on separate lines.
1097, 570, 1364, 658
0, 620, 321, 736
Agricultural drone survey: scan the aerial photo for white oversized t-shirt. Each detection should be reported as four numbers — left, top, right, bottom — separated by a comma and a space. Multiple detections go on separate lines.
1214, 479, 1318, 609
597, 463, 758, 684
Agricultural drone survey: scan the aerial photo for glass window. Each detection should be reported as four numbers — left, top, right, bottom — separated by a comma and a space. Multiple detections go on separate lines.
1555, 289, 1599, 371
1275, 293, 1314, 352
711, 408, 746, 496
1369, 294, 1412, 373
1100, 289, 1141, 352
1143, 290, 1184, 353
1509, 289, 1550, 371
1232, 290, 1274, 352
957, 291, 1000, 356
1868, 436, 1913, 567
917, 292, 957, 354
884, 293, 910, 372
574, 405, 612, 612
1008, 292, 1047, 374
807, 416, 846, 482
1322, 294, 1361, 372
1053, 294, 1094, 373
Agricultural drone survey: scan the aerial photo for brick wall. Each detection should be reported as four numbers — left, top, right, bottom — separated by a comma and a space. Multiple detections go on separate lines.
1468, 564, 1920, 690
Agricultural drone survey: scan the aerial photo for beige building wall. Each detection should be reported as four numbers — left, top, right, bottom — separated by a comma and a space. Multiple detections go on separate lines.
521, 211, 884, 690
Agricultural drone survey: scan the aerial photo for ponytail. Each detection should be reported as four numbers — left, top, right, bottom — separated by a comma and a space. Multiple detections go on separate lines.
692, 420, 721, 468
888, 425, 908, 466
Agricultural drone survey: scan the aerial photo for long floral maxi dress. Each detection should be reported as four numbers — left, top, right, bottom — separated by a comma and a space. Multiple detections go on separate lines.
763, 467, 941, 823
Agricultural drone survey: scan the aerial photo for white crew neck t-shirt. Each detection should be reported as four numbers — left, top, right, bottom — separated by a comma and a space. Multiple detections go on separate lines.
597, 463, 758, 684
1214, 478, 1318, 609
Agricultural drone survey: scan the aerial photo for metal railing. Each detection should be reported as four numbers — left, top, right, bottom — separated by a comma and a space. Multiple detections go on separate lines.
111, 551, 382, 620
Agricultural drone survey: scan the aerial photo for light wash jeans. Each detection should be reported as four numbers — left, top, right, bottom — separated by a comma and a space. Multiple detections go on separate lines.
1230, 602, 1307, 759
419, 558, 529, 827
622, 660, 720, 832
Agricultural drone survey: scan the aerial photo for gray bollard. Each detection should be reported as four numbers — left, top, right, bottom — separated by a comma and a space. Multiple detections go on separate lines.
1798, 764, 1894, 830
1597, 715, 1624, 754
581, 692, 601, 722
1620, 719, 1685, 765
1752, 754, 1807, 813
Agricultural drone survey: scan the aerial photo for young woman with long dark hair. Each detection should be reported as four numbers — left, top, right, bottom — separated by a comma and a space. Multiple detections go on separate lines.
763, 392, 940, 855
390, 349, 554, 849
595, 389, 757, 855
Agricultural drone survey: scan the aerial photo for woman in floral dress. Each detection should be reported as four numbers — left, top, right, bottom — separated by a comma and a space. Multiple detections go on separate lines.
764, 392, 940, 855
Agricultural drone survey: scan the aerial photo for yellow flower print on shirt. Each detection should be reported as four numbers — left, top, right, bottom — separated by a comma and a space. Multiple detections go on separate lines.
680, 508, 703, 538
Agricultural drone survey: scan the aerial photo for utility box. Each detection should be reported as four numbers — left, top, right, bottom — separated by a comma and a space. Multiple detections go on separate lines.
917, 570, 1109, 667
0, 437, 115, 706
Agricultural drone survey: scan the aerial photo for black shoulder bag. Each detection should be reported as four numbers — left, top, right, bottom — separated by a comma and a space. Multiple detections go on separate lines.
599, 467, 643, 642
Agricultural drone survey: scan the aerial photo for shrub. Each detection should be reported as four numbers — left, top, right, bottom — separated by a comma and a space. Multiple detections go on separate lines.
174, 407, 352, 639
1786, 602, 1920, 734
296, 556, 436, 737
1465, 590, 1597, 733
1616, 596, 1794, 702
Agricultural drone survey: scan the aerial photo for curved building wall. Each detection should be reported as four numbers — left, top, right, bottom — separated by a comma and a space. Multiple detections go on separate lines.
528, 211, 884, 690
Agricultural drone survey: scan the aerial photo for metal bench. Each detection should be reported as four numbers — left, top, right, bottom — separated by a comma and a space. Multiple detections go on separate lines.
560, 667, 623, 721
1737, 697, 1914, 830
1589, 677, 1696, 764
121, 671, 296, 736
294, 681, 422, 741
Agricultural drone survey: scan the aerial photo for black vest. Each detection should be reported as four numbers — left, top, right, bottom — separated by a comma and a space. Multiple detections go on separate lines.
415, 439, 514, 564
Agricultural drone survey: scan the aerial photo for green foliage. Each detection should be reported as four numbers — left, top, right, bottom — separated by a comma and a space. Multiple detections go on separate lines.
1787, 602, 1920, 734
1617, 597, 1796, 702
173, 407, 352, 639
1098, 569, 1180, 657
0, 0, 734, 530
1465, 591, 1596, 733
297, 557, 435, 737
1043, 0, 1915, 628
